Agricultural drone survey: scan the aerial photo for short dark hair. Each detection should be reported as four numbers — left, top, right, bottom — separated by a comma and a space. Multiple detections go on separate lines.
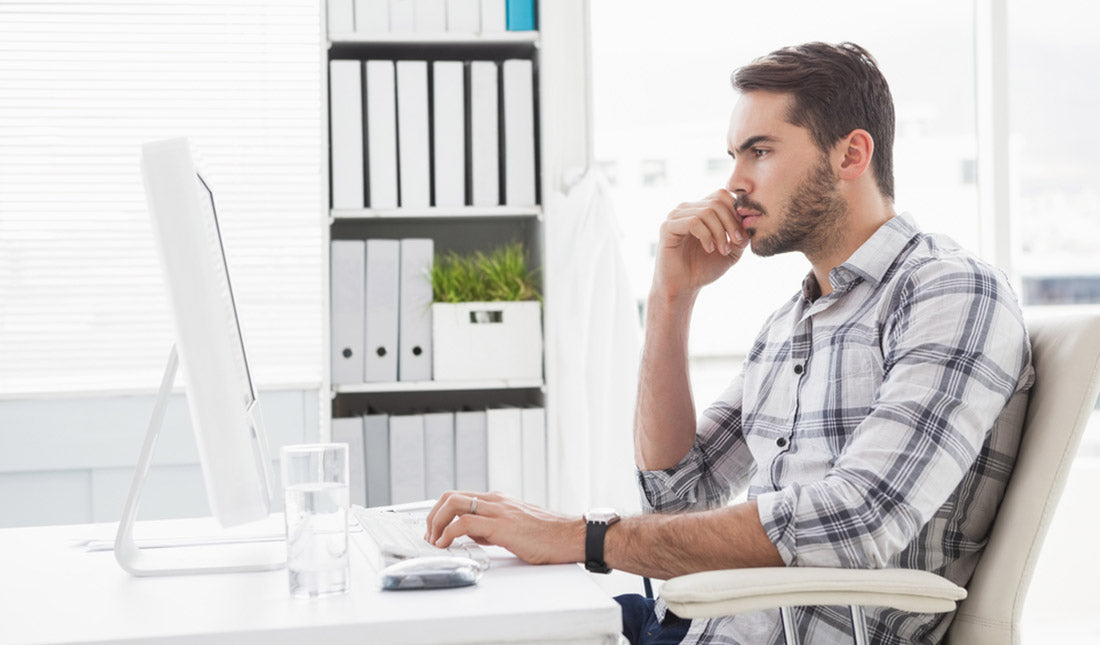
732, 42, 895, 200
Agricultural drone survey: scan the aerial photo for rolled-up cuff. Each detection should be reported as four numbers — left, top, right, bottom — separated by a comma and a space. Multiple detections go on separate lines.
636, 445, 707, 514
754, 488, 797, 566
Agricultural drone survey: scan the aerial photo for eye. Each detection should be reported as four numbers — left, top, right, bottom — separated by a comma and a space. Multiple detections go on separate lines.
752, 148, 769, 159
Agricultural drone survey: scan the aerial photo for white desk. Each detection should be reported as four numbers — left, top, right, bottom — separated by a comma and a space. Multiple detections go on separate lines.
0, 517, 622, 645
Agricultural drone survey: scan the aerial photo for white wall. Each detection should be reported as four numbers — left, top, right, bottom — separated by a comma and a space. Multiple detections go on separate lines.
0, 389, 319, 527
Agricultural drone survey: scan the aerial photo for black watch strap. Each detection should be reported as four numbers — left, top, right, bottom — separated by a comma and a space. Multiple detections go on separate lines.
585, 520, 612, 574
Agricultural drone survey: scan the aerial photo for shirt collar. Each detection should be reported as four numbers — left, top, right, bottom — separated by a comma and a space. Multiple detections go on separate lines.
800, 213, 922, 301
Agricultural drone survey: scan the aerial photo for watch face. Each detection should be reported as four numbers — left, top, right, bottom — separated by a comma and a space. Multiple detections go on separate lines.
587, 508, 619, 523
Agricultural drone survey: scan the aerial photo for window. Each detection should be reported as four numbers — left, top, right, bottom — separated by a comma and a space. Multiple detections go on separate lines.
640, 159, 667, 187
1008, 0, 1100, 305
0, 1, 323, 395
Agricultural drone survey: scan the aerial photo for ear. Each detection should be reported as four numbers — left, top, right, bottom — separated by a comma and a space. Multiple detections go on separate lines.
835, 129, 874, 182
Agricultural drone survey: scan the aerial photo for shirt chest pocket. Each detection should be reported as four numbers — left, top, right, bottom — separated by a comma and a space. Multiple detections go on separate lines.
818, 325, 884, 417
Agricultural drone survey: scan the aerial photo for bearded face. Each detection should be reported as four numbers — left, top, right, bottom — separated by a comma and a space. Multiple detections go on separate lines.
737, 154, 847, 259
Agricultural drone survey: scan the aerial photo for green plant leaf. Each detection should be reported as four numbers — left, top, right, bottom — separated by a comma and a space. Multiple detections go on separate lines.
430, 241, 541, 303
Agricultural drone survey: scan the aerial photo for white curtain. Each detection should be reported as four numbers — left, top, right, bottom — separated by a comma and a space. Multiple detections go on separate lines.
544, 168, 643, 515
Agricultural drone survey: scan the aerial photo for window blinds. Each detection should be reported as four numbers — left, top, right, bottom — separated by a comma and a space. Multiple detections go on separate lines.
0, 1, 323, 395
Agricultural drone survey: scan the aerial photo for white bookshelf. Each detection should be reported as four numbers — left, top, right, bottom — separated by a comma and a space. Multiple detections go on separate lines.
320, 1, 592, 510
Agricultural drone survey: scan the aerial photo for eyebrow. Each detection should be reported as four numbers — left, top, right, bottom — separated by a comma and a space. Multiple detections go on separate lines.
728, 135, 778, 158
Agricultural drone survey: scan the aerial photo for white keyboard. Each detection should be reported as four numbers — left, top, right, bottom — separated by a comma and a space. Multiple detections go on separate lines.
350, 504, 490, 570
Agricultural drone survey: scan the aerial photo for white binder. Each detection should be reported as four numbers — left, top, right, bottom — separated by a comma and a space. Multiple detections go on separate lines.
364, 239, 400, 382
364, 413, 391, 507
432, 61, 466, 207
389, 414, 426, 504
521, 407, 547, 506
424, 411, 456, 499
329, 60, 364, 209
479, 0, 506, 32
486, 407, 522, 499
330, 239, 366, 384
366, 60, 399, 209
446, 0, 480, 32
327, 0, 355, 36
389, 0, 416, 32
354, 0, 390, 33
399, 238, 434, 381
331, 416, 367, 507
396, 61, 431, 208
503, 59, 536, 206
470, 61, 500, 206
414, 0, 446, 32
455, 410, 488, 491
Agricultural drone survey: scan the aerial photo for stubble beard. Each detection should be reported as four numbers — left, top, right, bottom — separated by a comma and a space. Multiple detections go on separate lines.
743, 156, 847, 259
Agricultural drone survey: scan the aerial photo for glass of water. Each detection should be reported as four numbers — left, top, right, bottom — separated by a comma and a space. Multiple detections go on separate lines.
280, 442, 350, 598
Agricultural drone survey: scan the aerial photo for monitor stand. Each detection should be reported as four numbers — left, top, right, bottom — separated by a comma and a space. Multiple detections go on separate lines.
114, 345, 286, 576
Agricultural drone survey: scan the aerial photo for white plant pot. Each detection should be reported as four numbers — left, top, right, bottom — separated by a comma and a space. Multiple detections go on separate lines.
431, 301, 543, 381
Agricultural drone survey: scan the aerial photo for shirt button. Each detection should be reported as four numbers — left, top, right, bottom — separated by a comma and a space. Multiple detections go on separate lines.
793, 364, 804, 375
776, 437, 788, 448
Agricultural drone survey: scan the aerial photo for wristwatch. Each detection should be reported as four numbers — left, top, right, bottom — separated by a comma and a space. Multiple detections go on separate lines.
584, 507, 621, 574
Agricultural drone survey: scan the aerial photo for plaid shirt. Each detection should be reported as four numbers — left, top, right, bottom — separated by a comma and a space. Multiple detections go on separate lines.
638, 214, 1034, 644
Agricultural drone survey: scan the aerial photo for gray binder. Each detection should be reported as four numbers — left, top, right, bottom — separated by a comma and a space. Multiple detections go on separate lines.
470, 61, 499, 206
487, 407, 522, 498
521, 407, 547, 506
389, 414, 426, 504
330, 239, 365, 384
326, 0, 355, 36
399, 238, 433, 381
366, 60, 399, 209
331, 416, 367, 507
397, 61, 431, 208
432, 61, 466, 206
455, 410, 488, 491
364, 239, 400, 382
329, 60, 364, 209
364, 413, 391, 507
503, 59, 536, 206
424, 411, 456, 499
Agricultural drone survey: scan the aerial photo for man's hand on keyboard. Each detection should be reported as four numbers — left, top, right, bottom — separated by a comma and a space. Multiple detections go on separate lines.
425, 491, 586, 566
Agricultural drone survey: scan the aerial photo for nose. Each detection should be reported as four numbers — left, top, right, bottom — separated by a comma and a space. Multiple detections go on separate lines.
726, 159, 750, 195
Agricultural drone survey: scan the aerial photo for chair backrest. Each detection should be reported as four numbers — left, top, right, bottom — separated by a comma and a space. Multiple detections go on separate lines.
948, 313, 1100, 644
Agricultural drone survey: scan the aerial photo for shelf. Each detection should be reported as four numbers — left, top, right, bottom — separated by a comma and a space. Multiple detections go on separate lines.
331, 206, 541, 221
333, 379, 545, 395
328, 32, 538, 61
329, 32, 538, 45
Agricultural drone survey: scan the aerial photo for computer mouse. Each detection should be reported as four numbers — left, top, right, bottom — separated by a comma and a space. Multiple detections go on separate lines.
380, 556, 483, 590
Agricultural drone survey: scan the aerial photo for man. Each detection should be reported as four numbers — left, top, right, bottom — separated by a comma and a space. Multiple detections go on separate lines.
426, 42, 1033, 644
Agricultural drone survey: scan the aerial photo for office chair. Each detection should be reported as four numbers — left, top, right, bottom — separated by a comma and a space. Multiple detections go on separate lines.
660, 313, 1100, 645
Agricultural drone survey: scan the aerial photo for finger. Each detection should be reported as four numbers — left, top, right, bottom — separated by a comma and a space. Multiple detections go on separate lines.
666, 200, 736, 255
661, 212, 712, 248
427, 492, 504, 543
424, 490, 461, 538
435, 514, 494, 549
707, 191, 745, 247
425, 492, 471, 543
701, 207, 733, 254
685, 214, 725, 254
676, 190, 743, 252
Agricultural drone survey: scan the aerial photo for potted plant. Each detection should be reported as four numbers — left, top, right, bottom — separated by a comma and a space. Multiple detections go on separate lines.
430, 241, 543, 381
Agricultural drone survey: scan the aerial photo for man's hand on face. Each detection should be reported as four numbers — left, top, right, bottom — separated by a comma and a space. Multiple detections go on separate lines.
652, 188, 750, 301
424, 491, 585, 566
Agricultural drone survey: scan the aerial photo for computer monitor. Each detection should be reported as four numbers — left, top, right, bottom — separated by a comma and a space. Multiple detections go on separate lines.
114, 138, 283, 576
